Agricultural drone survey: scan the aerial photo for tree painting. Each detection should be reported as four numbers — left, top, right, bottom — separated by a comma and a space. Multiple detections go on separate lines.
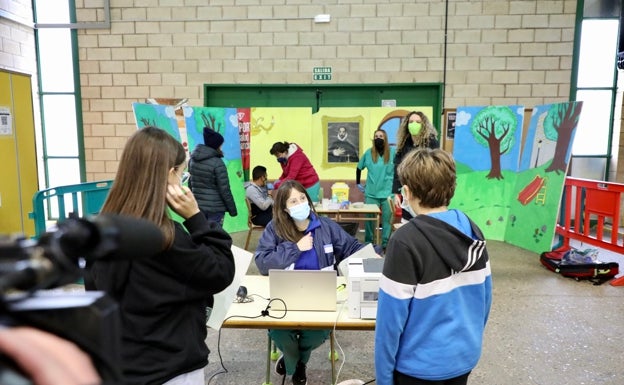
543, 101, 583, 174
470, 106, 518, 180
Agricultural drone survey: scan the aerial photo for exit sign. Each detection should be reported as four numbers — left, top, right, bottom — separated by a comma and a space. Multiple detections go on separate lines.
313, 66, 332, 81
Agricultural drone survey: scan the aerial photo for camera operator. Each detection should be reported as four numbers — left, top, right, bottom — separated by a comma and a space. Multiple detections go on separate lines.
0, 326, 100, 385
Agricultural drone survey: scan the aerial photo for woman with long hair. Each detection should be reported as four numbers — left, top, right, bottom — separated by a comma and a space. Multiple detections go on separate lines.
86, 126, 235, 385
255, 180, 366, 385
393, 111, 439, 221
356, 129, 396, 249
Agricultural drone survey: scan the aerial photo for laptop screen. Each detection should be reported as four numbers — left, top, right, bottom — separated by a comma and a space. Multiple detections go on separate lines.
268, 269, 337, 311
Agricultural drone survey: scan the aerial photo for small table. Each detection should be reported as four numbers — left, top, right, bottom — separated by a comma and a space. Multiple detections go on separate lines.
314, 204, 381, 245
222, 275, 375, 385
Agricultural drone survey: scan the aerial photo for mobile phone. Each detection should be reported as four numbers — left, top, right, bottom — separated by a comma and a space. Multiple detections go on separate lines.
180, 172, 190, 185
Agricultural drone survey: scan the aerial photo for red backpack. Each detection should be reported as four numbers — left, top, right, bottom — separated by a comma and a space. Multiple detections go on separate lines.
540, 247, 619, 285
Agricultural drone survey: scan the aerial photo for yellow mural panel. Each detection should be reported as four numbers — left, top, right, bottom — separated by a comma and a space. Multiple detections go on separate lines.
248, 106, 435, 182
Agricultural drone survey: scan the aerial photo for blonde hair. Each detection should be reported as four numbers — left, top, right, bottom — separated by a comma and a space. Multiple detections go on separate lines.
397, 148, 456, 208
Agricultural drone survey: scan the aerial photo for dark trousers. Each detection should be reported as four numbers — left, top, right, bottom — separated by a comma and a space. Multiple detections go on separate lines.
394, 370, 471, 385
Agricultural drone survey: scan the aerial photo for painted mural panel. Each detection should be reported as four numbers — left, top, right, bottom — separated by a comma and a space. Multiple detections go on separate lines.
132, 103, 247, 233
132, 103, 181, 140
450, 105, 525, 241
184, 107, 247, 233
450, 102, 581, 253
248, 107, 312, 184
504, 102, 582, 252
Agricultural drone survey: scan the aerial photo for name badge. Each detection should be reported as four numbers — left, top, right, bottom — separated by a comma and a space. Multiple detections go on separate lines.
323, 244, 334, 254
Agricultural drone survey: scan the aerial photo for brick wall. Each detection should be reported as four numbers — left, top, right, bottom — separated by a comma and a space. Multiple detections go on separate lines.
75, 0, 578, 181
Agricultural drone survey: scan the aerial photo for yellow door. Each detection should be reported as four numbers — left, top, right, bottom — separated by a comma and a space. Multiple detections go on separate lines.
0, 71, 38, 237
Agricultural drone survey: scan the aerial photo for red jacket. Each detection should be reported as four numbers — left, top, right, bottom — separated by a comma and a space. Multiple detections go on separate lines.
274, 143, 319, 189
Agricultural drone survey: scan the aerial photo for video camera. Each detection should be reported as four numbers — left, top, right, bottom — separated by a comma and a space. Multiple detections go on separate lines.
0, 214, 164, 385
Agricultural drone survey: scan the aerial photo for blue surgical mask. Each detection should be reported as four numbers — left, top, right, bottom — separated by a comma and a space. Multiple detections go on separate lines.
277, 157, 287, 164
288, 202, 311, 221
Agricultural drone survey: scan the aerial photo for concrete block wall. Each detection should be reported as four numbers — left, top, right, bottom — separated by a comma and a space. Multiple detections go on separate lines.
0, 1, 37, 90
0, 0, 41, 176
75, 0, 578, 181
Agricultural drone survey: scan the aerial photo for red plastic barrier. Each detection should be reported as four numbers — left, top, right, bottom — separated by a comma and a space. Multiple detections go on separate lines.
556, 177, 624, 255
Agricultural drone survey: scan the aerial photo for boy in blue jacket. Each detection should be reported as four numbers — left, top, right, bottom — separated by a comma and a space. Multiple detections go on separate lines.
375, 148, 492, 385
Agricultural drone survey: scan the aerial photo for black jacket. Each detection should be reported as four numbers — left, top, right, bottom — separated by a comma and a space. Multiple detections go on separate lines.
392, 135, 439, 220
86, 213, 235, 385
189, 145, 237, 216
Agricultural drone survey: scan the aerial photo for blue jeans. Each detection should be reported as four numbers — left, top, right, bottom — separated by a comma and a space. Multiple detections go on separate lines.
204, 211, 224, 226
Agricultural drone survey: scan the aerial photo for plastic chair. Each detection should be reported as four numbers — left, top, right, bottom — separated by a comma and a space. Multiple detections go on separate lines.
244, 198, 266, 250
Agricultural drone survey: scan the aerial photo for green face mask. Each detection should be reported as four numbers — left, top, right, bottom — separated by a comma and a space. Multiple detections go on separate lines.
408, 122, 422, 136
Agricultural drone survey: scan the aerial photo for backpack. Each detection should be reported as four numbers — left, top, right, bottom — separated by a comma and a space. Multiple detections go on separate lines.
539, 247, 619, 285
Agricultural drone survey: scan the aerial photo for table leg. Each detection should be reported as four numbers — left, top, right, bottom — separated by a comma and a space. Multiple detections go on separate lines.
375, 213, 381, 246
330, 330, 336, 385
264, 335, 273, 385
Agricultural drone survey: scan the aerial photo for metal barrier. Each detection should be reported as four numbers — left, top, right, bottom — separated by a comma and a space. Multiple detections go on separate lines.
29, 180, 113, 237
556, 177, 624, 254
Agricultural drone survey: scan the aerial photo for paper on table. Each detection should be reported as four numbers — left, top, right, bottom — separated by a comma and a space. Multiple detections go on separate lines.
206, 245, 253, 330
337, 243, 380, 278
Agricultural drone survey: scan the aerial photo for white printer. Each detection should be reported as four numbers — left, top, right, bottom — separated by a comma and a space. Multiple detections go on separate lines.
346, 257, 384, 319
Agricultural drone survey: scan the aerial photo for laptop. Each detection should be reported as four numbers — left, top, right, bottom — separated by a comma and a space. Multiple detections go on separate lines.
268, 269, 338, 311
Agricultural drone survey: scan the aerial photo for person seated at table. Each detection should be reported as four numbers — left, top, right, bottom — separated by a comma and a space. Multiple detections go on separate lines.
244, 165, 274, 226
254, 180, 367, 385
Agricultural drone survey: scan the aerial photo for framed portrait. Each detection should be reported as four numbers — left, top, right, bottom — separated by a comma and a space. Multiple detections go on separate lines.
322, 115, 364, 165
442, 108, 456, 153
445, 110, 456, 140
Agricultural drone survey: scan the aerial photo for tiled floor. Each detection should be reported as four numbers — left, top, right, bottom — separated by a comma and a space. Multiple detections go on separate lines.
204, 230, 624, 385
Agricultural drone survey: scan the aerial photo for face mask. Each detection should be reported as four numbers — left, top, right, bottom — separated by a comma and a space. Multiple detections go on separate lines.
400, 187, 417, 218
277, 157, 287, 164
288, 202, 311, 221
374, 138, 384, 150
408, 122, 422, 136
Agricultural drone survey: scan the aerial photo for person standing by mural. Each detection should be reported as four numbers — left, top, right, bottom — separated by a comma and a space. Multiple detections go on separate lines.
393, 111, 439, 222
356, 129, 395, 249
189, 127, 238, 225
270, 141, 321, 201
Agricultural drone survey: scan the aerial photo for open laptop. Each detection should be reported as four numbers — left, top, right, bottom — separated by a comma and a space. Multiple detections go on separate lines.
268, 269, 337, 311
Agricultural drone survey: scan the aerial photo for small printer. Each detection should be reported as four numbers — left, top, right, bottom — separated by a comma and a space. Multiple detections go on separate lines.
346, 257, 383, 319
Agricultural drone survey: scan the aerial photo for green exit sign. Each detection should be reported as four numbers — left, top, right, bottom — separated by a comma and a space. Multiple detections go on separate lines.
313, 66, 332, 81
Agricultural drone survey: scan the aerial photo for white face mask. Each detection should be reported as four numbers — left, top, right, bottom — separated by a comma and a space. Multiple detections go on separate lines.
400, 186, 417, 218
